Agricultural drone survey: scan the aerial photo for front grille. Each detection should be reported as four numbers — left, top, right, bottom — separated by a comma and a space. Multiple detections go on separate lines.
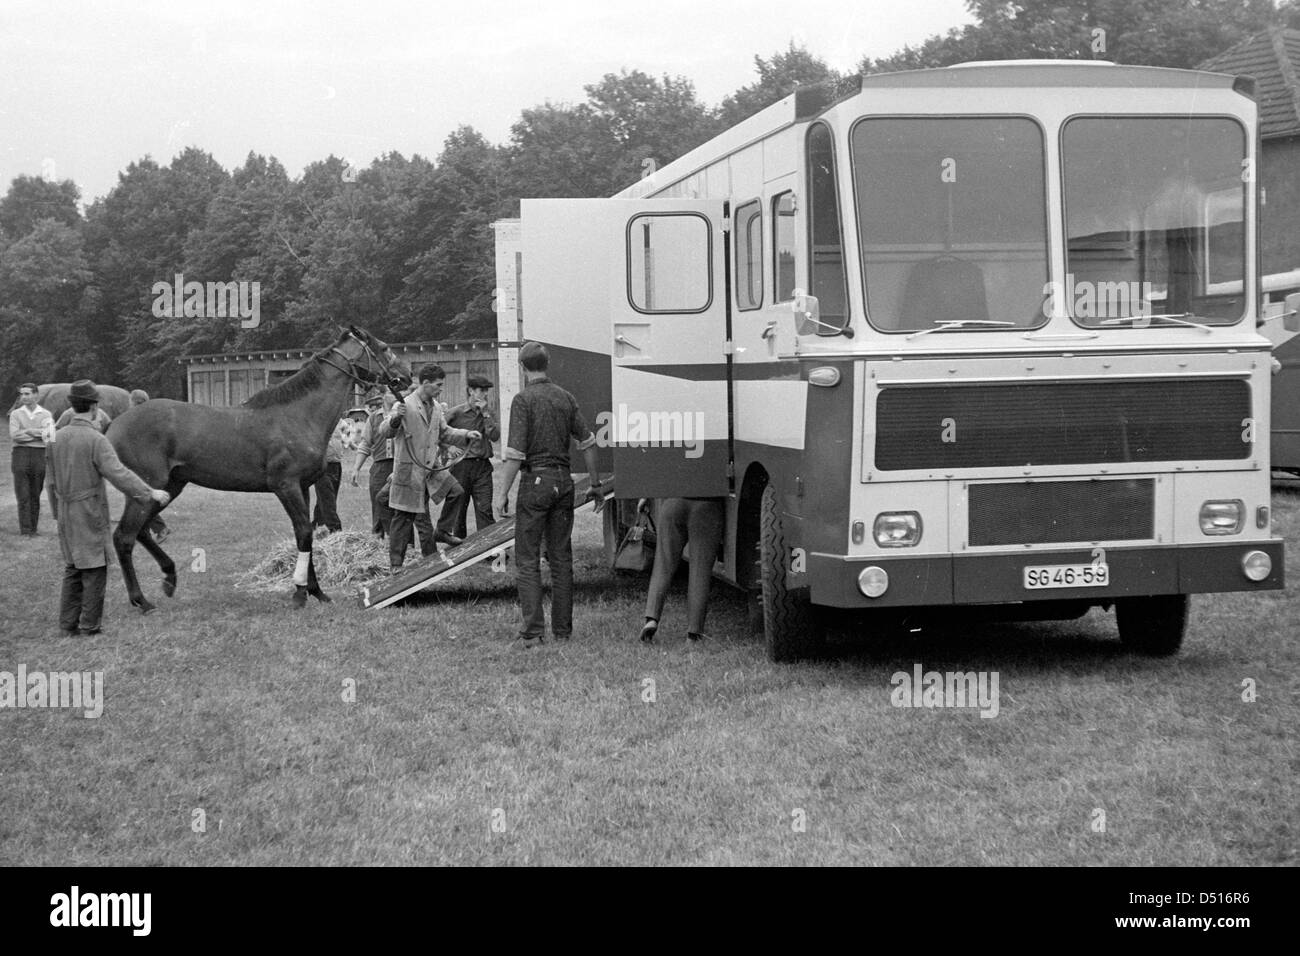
969, 478, 1154, 546
876, 378, 1251, 470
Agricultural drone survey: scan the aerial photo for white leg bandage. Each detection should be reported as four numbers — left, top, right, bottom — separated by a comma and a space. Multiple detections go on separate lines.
293, 550, 311, 586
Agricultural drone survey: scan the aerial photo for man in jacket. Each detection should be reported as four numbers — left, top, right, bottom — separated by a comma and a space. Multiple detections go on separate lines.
374, 364, 480, 572
46, 381, 170, 635
10, 382, 54, 536
437, 374, 500, 540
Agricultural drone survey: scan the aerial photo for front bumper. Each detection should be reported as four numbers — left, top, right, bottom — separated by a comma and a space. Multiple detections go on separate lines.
808, 541, 1285, 608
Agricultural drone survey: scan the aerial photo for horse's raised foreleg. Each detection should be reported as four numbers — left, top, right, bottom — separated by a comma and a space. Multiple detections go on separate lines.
275, 482, 324, 607
114, 496, 156, 613
137, 480, 186, 597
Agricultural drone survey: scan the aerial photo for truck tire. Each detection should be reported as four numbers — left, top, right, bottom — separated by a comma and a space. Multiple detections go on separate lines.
759, 482, 824, 661
1115, 594, 1189, 657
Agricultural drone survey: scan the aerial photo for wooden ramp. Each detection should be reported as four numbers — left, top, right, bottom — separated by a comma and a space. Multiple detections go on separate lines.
358, 474, 611, 610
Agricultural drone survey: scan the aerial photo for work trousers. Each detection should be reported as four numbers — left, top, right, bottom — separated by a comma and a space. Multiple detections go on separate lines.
644, 497, 726, 635
59, 564, 108, 632
438, 458, 495, 539
12, 445, 45, 534
312, 461, 342, 532
515, 469, 574, 640
369, 458, 395, 537
388, 505, 436, 569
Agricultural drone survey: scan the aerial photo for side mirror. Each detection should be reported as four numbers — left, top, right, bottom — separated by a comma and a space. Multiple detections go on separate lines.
1285, 292, 1300, 334
793, 293, 821, 336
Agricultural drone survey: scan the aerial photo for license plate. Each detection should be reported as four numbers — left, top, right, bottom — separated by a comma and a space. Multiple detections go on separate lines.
1023, 563, 1110, 589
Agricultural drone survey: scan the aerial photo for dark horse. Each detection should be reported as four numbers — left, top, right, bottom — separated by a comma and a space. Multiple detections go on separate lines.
107, 326, 412, 611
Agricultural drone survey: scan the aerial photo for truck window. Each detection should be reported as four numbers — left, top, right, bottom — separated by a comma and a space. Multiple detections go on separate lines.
851, 116, 1049, 332
1062, 117, 1246, 325
808, 122, 849, 333
773, 192, 796, 302
626, 212, 713, 313
735, 200, 763, 310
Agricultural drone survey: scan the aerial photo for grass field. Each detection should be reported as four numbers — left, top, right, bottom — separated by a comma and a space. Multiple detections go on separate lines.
1, 431, 1297, 865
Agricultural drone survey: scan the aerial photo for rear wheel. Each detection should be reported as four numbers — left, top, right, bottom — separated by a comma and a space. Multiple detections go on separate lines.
1115, 594, 1189, 656
759, 483, 824, 661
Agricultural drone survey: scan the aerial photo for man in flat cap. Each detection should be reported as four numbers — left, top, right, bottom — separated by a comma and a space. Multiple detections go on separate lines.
437, 373, 501, 541
45, 380, 170, 635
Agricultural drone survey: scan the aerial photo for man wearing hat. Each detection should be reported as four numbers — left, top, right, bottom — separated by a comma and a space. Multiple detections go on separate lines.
9, 382, 54, 536
45, 381, 170, 635
437, 374, 501, 540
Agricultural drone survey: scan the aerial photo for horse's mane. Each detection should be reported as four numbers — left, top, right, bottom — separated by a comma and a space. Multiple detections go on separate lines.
242, 347, 333, 409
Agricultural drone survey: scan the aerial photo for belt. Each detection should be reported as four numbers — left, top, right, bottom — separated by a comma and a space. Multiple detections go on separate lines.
523, 465, 569, 474
61, 488, 102, 503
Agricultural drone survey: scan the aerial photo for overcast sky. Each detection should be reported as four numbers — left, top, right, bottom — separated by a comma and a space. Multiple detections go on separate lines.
1, 0, 973, 204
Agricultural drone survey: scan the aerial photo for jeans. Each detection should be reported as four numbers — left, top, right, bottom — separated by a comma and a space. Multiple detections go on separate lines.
312, 461, 342, 532
12, 445, 45, 534
514, 469, 574, 639
59, 564, 107, 632
438, 458, 495, 539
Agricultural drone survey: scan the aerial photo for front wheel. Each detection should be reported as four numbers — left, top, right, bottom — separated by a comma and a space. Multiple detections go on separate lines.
1115, 594, 1189, 656
759, 483, 824, 661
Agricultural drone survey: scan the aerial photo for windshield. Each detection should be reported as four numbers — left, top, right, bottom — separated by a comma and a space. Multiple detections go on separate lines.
852, 117, 1049, 333
1061, 117, 1247, 326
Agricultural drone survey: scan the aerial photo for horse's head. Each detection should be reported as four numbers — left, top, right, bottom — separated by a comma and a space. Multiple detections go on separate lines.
337, 326, 412, 394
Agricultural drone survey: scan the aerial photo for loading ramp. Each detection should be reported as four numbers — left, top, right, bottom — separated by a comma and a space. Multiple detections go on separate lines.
358, 474, 612, 609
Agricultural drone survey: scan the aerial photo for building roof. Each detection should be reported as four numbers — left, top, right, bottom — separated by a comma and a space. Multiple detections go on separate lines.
179, 338, 498, 365
1199, 28, 1300, 139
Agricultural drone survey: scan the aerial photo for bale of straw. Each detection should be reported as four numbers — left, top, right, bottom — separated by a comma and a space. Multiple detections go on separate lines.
233, 530, 391, 593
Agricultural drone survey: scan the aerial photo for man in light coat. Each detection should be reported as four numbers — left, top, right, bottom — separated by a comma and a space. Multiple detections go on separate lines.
45, 381, 170, 635
374, 364, 480, 572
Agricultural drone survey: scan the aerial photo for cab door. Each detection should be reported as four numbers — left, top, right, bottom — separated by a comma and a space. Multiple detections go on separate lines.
521, 198, 732, 498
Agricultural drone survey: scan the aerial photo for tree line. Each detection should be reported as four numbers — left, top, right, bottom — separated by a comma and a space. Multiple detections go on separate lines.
2, 0, 1296, 399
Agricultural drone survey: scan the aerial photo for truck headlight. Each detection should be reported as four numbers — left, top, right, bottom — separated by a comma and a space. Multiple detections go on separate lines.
874, 512, 922, 547
1199, 500, 1243, 535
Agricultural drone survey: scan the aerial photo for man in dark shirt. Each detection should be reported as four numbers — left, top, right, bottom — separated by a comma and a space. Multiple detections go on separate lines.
437, 374, 501, 540
500, 342, 604, 647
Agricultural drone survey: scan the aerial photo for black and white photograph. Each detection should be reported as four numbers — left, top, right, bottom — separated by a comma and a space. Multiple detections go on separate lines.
1, 0, 1296, 906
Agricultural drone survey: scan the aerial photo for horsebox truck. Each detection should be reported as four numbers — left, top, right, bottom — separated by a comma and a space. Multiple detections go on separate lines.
493, 59, 1287, 661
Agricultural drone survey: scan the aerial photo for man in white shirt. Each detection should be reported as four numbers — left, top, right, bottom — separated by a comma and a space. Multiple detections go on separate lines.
9, 382, 54, 536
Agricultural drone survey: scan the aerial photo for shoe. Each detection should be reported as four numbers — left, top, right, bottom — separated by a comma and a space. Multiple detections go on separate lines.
639, 619, 658, 643
553, 633, 571, 642
513, 634, 543, 650
686, 632, 704, 642
61, 628, 78, 637
434, 531, 463, 546
79, 627, 102, 636
389, 566, 404, 575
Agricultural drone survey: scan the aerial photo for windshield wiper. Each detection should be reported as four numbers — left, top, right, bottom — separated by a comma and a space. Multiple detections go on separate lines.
1099, 313, 1215, 333
906, 319, 1016, 340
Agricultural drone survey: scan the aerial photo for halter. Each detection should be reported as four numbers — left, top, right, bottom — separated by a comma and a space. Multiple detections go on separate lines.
317, 332, 404, 390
